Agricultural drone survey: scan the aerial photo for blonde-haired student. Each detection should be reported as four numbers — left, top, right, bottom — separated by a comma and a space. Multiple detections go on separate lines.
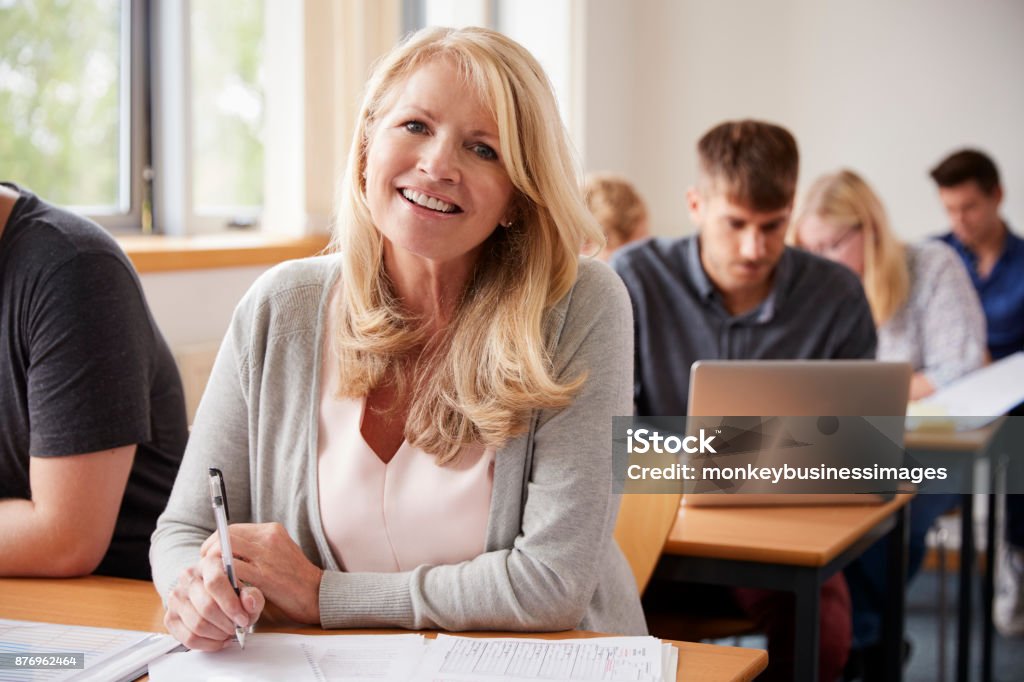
791, 168, 985, 400
151, 26, 643, 651
583, 173, 650, 261
791, 168, 985, 675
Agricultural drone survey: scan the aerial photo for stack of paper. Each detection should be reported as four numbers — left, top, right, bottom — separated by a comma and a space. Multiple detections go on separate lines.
909, 351, 1024, 431
148, 633, 678, 682
0, 618, 180, 682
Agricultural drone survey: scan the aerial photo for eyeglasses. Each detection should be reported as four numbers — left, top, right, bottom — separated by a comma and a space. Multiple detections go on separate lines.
807, 223, 861, 256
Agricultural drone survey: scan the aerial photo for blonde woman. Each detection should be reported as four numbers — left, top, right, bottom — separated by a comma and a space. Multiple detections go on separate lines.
583, 173, 650, 261
151, 27, 643, 650
792, 169, 985, 400
791, 169, 985, 675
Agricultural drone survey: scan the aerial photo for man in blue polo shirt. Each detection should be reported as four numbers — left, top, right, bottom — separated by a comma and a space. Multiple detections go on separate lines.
931, 149, 1024, 637
613, 120, 877, 681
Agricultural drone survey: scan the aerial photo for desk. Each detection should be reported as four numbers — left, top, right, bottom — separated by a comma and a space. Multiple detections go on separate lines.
0, 576, 767, 682
906, 421, 1002, 682
655, 495, 912, 682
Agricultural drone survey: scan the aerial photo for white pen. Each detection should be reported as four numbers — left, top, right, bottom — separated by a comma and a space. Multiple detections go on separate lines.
207, 467, 247, 649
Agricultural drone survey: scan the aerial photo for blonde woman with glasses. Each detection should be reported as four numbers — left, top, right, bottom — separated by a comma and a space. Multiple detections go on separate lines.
152, 26, 643, 650
792, 169, 986, 400
791, 168, 986, 677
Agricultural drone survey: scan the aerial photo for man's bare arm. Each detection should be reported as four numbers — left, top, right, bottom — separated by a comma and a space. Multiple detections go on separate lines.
0, 446, 136, 576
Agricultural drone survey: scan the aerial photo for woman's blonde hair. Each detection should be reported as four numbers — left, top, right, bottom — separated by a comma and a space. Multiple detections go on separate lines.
584, 173, 648, 247
330, 26, 603, 463
792, 169, 909, 325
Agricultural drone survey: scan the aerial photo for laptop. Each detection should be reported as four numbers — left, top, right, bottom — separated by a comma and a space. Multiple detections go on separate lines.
683, 360, 912, 506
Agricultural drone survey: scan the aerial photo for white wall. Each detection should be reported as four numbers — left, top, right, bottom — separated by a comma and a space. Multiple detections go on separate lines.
582, 0, 1024, 241
139, 266, 270, 349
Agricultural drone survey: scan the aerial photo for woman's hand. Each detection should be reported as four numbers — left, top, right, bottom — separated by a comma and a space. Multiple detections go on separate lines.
200, 522, 324, 626
164, 562, 264, 651
909, 371, 937, 401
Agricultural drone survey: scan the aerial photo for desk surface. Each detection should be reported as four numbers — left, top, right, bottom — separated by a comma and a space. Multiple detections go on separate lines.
905, 420, 1001, 452
0, 576, 767, 682
664, 494, 912, 566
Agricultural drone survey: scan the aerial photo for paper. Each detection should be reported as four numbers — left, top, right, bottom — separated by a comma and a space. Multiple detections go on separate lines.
410, 635, 666, 682
0, 619, 179, 682
148, 633, 675, 682
148, 633, 428, 682
909, 351, 1024, 431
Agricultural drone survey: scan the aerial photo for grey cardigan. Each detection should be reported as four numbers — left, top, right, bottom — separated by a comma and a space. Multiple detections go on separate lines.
150, 255, 646, 635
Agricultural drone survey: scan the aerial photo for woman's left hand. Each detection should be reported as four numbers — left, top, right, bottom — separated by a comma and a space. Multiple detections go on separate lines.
200, 522, 324, 625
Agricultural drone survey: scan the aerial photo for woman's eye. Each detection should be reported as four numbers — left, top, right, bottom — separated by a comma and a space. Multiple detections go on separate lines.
404, 121, 427, 134
471, 143, 498, 161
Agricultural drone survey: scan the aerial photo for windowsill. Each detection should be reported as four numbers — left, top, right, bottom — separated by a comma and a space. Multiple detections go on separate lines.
117, 233, 332, 273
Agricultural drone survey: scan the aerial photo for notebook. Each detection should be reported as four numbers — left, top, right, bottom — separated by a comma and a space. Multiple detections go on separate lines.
0, 618, 181, 682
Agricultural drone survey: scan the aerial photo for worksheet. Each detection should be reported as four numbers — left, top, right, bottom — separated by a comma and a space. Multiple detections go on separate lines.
147, 633, 675, 682
409, 635, 666, 682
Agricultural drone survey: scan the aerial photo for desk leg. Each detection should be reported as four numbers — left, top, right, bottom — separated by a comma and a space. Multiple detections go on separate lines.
882, 502, 908, 682
982, 489, 996, 682
957, 492, 974, 682
793, 572, 820, 682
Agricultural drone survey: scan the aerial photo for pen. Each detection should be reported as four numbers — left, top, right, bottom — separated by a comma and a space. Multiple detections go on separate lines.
207, 467, 247, 649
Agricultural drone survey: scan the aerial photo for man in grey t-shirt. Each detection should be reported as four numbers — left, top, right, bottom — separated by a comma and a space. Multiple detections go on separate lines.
0, 183, 187, 580
612, 120, 876, 682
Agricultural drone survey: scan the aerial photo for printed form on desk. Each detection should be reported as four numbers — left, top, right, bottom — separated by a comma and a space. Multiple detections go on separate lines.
147, 633, 678, 682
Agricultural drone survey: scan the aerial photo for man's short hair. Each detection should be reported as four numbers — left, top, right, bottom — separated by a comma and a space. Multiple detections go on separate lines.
929, 149, 1001, 195
697, 119, 799, 211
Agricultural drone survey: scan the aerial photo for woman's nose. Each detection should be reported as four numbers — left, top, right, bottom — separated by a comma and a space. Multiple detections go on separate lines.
418, 138, 460, 183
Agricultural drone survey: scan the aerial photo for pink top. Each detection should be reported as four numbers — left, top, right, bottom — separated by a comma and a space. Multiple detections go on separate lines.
317, 295, 494, 573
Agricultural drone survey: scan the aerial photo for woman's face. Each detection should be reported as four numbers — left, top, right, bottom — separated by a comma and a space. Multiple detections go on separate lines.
364, 57, 515, 273
796, 213, 865, 277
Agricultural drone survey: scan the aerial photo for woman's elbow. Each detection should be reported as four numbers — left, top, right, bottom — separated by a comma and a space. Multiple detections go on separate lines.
512, 581, 590, 631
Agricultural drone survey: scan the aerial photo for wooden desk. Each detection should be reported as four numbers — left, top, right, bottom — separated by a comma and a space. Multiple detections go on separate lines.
905, 421, 1003, 682
655, 495, 913, 682
0, 576, 767, 682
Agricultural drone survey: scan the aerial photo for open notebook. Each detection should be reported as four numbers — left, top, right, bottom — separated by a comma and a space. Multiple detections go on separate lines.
0, 618, 181, 682
148, 632, 679, 682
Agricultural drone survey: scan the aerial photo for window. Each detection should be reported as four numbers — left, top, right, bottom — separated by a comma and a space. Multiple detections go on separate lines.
0, 0, 281, 234
189, 0, 265, 218
0, 0, 138, 228
2, 0, 401, 236
154, 0, 280, 234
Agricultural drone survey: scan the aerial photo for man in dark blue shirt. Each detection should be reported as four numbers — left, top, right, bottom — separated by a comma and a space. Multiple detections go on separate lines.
933, 150, 1024, 361
931, 149, 1024, 637
613, 120, 877, 682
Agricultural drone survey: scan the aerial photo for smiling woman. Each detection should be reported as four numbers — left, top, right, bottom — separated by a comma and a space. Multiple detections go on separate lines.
363, 57, 515, 293
151, 26, 643, 651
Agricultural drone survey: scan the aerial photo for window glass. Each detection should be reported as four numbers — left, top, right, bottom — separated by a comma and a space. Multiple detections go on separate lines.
190, 0, 264, 214
0, 0, 124, 210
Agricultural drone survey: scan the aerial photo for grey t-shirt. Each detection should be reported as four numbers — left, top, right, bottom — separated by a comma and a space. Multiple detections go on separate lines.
611, 235, 877, 416
0, 183, 188, 579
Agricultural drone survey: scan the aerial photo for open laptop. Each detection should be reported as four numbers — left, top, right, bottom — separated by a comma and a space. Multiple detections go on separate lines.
684, 360, 912, 506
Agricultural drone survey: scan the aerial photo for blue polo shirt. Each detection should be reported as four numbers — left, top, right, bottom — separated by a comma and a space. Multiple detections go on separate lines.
940, 227, 1024, 360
